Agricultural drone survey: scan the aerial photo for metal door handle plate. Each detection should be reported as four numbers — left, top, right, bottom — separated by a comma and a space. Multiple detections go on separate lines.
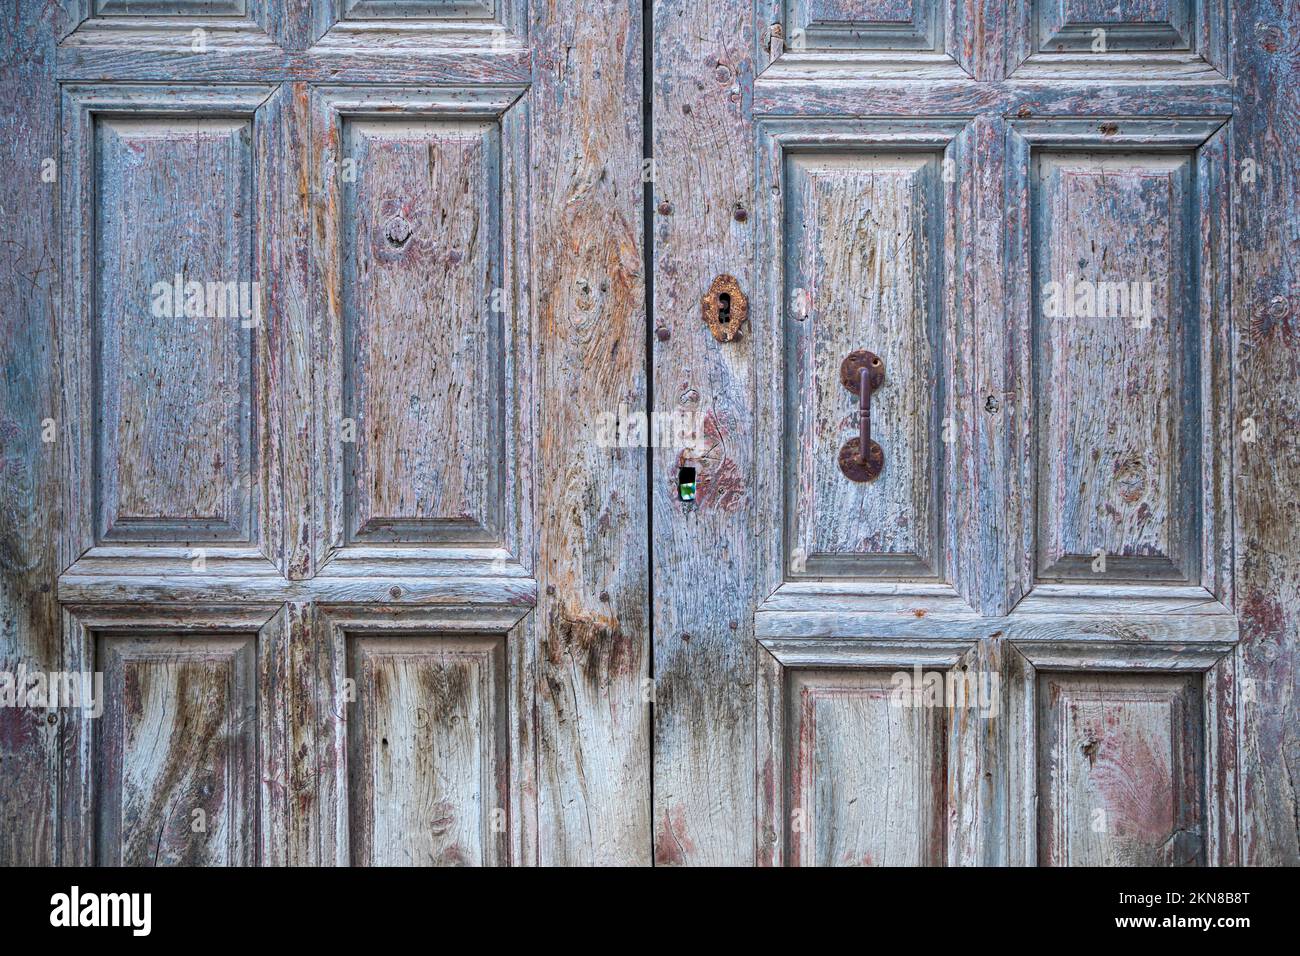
838, 349, 885, 482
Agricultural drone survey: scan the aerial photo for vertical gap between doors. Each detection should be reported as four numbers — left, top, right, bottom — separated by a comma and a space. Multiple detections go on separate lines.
642, 0, 657, 865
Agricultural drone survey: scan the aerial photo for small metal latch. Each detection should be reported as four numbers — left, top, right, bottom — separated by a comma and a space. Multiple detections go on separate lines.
701, 275, 747, 343
838, 350, 885, 482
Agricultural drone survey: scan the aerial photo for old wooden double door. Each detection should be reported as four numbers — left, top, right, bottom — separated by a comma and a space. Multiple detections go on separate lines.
5, 0, 1295, 867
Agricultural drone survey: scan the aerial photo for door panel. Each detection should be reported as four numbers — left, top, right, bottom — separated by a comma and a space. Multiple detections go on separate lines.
95, 117, 255, 543
62, 605, 280, 865
346, 634, 508, 866
31, 0, 646, 867
1031, 148, 1203, 583
783, 148, 944, 577
1007, 638, 1237, 866
97, 634, 258, 866
342, 118, 499, 542
61, 84, 276, 568
1036, 671, 1204, 867
757, 639, 983, 866
786, 668, 945, 866
312, 87, 528, 557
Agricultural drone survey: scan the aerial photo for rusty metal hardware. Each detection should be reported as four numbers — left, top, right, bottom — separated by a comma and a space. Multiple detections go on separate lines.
838, 350, 885, 482
701, 274, 747, 343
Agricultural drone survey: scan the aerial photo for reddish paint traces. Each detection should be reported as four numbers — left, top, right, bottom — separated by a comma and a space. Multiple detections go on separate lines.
1086, 722, 1175, 845
654, 804, 696, 865
696, 456, 746, 512
675, 411, 748, 512
0, 706, 40, 753
1240, 586, 1285, 641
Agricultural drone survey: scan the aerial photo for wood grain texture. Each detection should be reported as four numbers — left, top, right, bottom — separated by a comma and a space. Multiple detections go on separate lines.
1033, 151, 1195, 581
651, 0, 760, 866
0, 0, 68, 866
757, 639, 969, 865
0, 0, 1292, 871
60, 84, 279, 581
1006, 117, 1230, 606
1037, 671, 1204, 866
98, 635, 258, 866
1008, 0, 1223, 72
1007, 640, 1238, 865
528, 0, 649, 865
60, 604, 281, 865
785, 151, 940, 576
347, 634, 507, 866
1232, 0, 1300, 866
96, 116, 255, 543
343, 117, 499, 543
787, 669, 945, 865
309, 85, 533, 579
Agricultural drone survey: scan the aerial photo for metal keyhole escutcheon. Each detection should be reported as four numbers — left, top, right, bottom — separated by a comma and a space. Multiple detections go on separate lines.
838, 350, 885, 482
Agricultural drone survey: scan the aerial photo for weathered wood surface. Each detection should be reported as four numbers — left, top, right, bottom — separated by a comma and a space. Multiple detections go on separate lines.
786, 668, 945, 866
1232, 0, 1300, 866
97, 635, 259, 866
651, 0, 761, 866
347, 634, 507, 866
96, 116, 255, 543
531, 0, 650, 864
1036, 671, 1205, 866
787, 153, 939, 574
1034, 151, 1192, 581
342, 117, 498, 543
0, 0, 68, 866
2, 0, 1299, 868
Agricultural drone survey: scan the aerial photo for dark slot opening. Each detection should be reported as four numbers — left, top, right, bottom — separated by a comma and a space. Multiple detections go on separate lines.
677, 465, 697, 501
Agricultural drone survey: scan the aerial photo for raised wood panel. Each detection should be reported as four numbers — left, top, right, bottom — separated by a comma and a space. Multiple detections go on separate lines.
95, 0, 247, 14
1037, 671, 1204, 866
784, 150, 942, 578
1037, 0, 1192, 51
758, 640, 971, 866
312, 87, 529, 575
97, 635, 258, 866
1008, 0, 1226, 75
342, 117, 502, 545
785, 0, 940, 50
342, 0, 495, 18
1033, 151, 1197, 582
786, 669, 946, 865
346, 634, 507, 866
808, 0, 916, 20
96, 117, 255, 544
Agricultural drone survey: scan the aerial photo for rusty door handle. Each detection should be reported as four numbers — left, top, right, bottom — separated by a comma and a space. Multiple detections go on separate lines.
838, 350, 885, 482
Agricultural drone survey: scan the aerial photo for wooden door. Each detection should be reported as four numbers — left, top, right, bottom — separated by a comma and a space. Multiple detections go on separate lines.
1, 0, 649, 866
649, 0, 1299, 866
1, 0, 1297, 868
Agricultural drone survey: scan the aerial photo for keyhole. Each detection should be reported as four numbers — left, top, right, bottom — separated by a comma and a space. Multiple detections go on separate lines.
717, 292, 731, 324
677, 465, 697, 501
